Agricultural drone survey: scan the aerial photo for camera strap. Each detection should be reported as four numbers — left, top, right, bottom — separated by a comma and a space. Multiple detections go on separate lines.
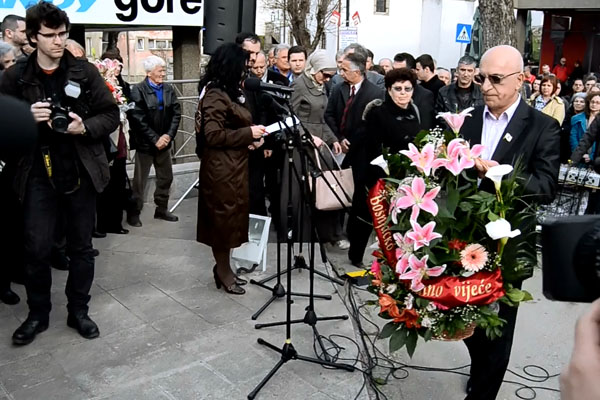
39, 145, 81, 195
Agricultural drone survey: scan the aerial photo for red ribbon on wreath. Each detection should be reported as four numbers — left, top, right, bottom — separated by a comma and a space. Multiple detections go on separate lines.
419, 269, 505, 308
368, 179, 397, 267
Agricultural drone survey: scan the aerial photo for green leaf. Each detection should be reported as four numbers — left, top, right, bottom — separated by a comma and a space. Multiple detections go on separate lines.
423, 329, 433, 342
379, 321, 398, 339
459, 202, 474, 212
437, 204, 456, 220
389, 328, 408, 353
487, 210, 500, 221
405, 330, 419, 358
505, 288, 527, 303
446, 187, 460, 215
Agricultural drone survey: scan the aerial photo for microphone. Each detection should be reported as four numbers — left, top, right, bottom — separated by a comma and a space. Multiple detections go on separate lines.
260, 93, 289, 116
244, 77, 294, 95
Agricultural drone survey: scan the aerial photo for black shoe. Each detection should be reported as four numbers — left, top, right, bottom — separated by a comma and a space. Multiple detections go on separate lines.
107, 228, 129, 235
154, 208, 178, 222
127, 214, 142, 227
92, 230, 107, 238
67, 312, 100, 339
0, 288, 20, 305
212, 266, 245, 295
12, 317, 49, 345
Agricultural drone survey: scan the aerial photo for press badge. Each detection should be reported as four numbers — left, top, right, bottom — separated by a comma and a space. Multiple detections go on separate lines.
64, 81, 81, 98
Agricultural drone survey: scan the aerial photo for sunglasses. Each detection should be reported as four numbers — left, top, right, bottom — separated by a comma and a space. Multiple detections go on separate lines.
390, 85, 413, 93
473, 71, 521, 85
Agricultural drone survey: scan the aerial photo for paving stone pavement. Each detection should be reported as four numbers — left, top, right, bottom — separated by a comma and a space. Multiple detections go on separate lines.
0, 197, 589, 400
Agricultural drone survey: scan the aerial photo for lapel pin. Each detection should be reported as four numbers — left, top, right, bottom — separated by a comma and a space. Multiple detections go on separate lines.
504, 133, 513, 143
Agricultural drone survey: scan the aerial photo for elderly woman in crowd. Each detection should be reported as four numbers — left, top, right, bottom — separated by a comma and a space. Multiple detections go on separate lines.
529, 74, 565, 124
364, 68, 422, 186
289, 50, 347, 248
0, 41, 16, 76
196, 43, 265, 295
571, 92, 600, 165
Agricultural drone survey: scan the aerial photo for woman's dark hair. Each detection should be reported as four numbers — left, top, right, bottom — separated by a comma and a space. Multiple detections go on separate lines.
100, 48, 123, 63
198, 42, 249, 102
540, 75, 558, 96
585, 92, 600, 118
25, 1, 70, 48
384, 68, 416, 89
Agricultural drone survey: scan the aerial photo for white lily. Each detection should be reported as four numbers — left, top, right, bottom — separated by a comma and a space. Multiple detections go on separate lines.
485, 218, 521, 241
370, 155, 389, 175
485, 164, 514, 190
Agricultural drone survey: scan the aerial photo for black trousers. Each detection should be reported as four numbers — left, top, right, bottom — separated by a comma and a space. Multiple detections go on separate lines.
0, 166, 25, 292
96, 157, 128, 232
347, 184, 372, 264
22, 171, 96, 319
464, 297, 520, 400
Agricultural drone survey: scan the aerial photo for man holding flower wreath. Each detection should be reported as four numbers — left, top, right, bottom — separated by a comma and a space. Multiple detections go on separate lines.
458, 45, 561, 400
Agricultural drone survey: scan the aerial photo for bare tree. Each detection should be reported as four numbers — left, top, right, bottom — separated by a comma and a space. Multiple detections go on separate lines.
267, 0, 338, 53
478, 0, 517, 52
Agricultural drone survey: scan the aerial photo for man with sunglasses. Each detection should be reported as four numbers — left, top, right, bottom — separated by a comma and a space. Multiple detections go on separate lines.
0, 1, 119, 345
436, 55, 484, 115
459, 45, 560, 400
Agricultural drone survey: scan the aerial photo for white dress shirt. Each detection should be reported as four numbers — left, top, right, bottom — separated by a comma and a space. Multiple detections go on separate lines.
351, 78, 364, 96
481, 95, 521, 160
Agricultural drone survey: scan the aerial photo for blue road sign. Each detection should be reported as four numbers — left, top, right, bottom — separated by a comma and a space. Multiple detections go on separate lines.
456, 24, 472, 43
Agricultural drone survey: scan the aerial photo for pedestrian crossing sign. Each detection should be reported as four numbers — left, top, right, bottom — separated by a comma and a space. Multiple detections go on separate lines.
456, 24, 472, 43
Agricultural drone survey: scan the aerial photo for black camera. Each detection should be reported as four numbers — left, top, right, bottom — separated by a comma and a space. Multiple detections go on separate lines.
541, 215, 600, 302
50, 104, 72, 134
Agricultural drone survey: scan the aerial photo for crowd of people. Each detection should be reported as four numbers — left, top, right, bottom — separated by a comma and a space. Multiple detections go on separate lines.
2, 2, 600, 400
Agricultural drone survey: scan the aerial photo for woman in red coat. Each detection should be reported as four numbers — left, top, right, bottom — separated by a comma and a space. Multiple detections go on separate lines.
195, 43, 265, 294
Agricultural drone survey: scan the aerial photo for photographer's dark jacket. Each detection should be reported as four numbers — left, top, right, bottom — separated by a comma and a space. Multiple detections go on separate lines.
128, 78, 181, 154
0, 51, 120, 199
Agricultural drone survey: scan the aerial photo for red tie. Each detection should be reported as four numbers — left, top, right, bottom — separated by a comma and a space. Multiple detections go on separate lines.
340, 85, 356, 136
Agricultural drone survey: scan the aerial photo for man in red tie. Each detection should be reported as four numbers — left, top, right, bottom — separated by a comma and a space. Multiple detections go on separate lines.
325, 50, 384, 267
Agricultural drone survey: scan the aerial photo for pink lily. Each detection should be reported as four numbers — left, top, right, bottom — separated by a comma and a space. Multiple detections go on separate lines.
436, 107, 475, 134
371, 259, 381, 275
406, 220, 442, 250
398, 255, 446, 292
458, 143, 485, 170
394, 177, 440, 221
393, 232, 414, 274
440, 138, 467, 176
400, 143, 437, 176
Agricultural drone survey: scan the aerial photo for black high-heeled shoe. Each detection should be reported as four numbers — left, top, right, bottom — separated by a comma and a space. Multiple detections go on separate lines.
212, 266, 245, 295
213, 265, 247, 286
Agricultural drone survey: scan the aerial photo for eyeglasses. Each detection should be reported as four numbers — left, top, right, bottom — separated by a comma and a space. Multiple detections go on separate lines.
390, 85, 413, 93
37, 31, 69, 40
474, 71, 521, 85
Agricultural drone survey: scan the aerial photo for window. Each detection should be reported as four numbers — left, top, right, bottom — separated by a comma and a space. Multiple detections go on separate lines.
375, 0, 389, 14
86, 37, 92, 56
136, 38, 145, 51
148, 39, 172, 50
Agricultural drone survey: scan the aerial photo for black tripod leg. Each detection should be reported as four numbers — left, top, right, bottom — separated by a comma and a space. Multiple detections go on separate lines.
247, 358, 286, 400
251, 295, 279, 320
311, 268, 344, 285
293, 354, 355, 372
257, 338, 284, 354
289, 291, 331, 299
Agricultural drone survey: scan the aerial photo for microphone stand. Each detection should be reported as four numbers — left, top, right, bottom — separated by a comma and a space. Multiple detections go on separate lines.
248, 101, 332, 321
248, 99, 354, 400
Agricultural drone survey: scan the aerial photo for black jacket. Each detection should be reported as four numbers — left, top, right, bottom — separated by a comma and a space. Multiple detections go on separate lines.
129, 78, 181, 154
412, 84, 435, 130
435, 82, 484, 114
0, 51, 120, 199
420, 75, 445, 102
460, 99, 561, 205
364, 95, 422, 187
325, 79, 384, 169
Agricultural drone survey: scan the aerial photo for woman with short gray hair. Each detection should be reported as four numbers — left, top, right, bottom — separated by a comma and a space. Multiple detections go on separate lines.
0, 41, 16, 75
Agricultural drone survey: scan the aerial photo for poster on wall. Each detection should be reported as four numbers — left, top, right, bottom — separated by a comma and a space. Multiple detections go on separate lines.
0, 0, 203, 26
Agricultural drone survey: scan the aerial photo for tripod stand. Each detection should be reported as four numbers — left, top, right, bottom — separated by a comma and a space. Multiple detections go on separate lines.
248, 109, 355, 400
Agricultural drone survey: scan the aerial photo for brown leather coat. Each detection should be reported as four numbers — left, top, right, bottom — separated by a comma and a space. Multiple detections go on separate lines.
196, 87, 254, 248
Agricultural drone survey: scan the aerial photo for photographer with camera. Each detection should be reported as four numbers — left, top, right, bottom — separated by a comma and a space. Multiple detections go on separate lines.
0, 1, 119, 345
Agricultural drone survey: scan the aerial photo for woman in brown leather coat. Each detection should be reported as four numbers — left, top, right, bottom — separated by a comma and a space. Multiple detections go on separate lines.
195, 43, 265, 294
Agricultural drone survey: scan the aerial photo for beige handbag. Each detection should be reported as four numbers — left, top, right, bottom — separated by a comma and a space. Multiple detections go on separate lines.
311, 145, 354, 211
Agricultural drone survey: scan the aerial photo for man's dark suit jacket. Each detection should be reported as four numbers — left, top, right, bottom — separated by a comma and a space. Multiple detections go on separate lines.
412, 84, 435, 130
459, 99, 561, 205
